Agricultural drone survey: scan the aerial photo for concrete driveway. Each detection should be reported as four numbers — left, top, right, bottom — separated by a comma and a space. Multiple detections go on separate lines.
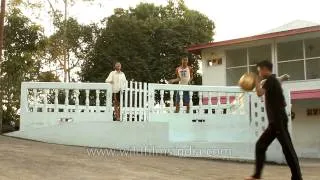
0, 136, 319, 180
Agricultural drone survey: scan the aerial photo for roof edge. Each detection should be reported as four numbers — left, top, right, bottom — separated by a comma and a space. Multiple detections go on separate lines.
187, 25, 320, 54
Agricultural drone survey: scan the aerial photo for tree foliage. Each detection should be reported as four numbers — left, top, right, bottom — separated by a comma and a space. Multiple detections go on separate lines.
38, 71, 60, 82
0, 0, 216, 130
81, 0, 214, 83
0, 8, 46, 124
1, 0, 98, 127
43, 14, 96, 81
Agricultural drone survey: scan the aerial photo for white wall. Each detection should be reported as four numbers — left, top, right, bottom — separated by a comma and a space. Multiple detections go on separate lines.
8, 121, 170, 151
291, 99, 320, 158
198, 33, 320, 159
6, 114, 285, 163
200, 45, 320, 159
7, 82, 288, 163
283, 79, 320, 91
200, 39, 275, 86
283, 79, 320, 158
200, 32, 320, 86
201, 48, 226, 86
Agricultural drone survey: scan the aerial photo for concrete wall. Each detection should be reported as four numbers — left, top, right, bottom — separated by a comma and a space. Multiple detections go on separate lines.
6, 82, 289, 164
291, 99, 320, 158
8, 121, 170, 151
283, 79, 320, 91
282, 79, 320, 158
201, 48, 226, 86
198, 36, 320, 159
6, 115, 284, 163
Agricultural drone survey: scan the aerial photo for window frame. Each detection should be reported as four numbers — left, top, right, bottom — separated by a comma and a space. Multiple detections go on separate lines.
225, 44, 272, 86
276, 38, 320, 81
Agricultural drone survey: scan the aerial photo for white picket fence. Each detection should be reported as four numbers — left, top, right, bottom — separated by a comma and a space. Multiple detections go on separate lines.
119, 81, 246, 122
120, 81, 149, 122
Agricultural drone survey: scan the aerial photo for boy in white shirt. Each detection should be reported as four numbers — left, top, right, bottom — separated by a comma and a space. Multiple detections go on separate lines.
105, 62, 127, 121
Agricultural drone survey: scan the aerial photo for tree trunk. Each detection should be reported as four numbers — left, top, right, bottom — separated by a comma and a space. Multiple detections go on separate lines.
63, 0, 68, 82
67, 53, 71, 82
0, 0, 6, 134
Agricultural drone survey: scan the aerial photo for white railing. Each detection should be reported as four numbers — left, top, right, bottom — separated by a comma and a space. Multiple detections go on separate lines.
16, 81, 293, 163
118, 82, 247, 122
20, 81, 249, 126
148, 84, 246, 116
20, 82, 113, 130
120, 81, 149, 122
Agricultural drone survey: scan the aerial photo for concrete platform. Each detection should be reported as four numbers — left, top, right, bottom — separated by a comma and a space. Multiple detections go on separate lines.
1, 136, 319, 180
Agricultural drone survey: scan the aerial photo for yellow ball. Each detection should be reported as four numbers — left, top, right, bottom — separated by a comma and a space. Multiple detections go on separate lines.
238, 72, 256, 91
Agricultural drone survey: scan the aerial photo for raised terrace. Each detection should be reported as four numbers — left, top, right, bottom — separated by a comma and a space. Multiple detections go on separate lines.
7, 81, 293, 163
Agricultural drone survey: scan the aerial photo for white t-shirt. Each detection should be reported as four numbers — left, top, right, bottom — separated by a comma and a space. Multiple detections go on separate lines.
176, 66, 191, 85
105, 71, 127, 93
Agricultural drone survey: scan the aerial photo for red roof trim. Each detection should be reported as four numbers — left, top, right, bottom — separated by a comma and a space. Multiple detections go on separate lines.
187, 25, 320, 54
291, 89, 320, 100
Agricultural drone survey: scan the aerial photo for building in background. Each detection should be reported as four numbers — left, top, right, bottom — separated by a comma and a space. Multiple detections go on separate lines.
187, 20, 320, 159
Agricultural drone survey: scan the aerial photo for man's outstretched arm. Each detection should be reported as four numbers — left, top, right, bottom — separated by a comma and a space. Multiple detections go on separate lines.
278, 74, 290, 82
260, 74, 290, 86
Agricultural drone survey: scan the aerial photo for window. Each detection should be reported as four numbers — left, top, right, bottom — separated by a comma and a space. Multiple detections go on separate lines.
226, 48, 247, 67
249, 45, 271, 74
226, 67, 247, 86
305, 37, 320, 80
249, 66, 258, 74
249, 45, 272, 65
305, 37, 320, 58
277, 38, 320, 81
277, 40, 303, 61
278, 61, 305, 81
277, 40, 304, 80
226, 45, 272, 86
226, 48, 247, 86
306, 58, 320, 79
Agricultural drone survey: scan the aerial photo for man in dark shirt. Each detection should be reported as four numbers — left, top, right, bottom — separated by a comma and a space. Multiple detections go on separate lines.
245, 60, 302, 180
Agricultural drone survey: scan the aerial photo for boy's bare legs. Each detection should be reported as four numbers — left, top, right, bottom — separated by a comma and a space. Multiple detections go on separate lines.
175, 104, 180, 113
175, 104, 189, 113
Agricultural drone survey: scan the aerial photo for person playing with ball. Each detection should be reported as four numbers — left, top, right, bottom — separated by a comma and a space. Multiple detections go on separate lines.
168, 56, 193, 113
245, 60, 302, 180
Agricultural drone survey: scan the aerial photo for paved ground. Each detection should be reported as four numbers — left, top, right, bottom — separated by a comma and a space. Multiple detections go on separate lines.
0, 136, 319, 180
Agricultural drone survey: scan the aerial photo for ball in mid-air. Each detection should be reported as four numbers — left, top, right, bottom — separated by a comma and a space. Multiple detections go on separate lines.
238, 72, 256, 91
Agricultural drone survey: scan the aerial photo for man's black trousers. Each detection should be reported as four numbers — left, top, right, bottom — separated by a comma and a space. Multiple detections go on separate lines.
253, 110, 302, 180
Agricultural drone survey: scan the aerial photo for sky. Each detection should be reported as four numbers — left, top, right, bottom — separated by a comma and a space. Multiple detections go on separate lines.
39, 0, 320, 41
33, 0, 320, 78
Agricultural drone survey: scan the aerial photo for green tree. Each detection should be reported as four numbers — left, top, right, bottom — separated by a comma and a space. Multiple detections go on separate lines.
8, 0, 97, 82
0, 0, 98, 131
46, 0, 96, 82
38, 71, 60, 82
81, 0, 214, 83
0, 8, 45, 126
44, 14, 95, 82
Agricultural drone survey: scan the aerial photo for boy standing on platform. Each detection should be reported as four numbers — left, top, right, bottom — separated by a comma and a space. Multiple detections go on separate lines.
168, 56, 193, 113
